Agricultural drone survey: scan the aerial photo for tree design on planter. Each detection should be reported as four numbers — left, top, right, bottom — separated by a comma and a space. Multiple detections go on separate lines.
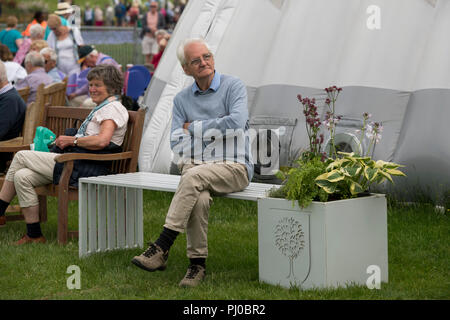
274, 217, 305, 282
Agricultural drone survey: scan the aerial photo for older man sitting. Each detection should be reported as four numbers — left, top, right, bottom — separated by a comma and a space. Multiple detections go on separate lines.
15, 51, 53, 104
40, 47, 65, 83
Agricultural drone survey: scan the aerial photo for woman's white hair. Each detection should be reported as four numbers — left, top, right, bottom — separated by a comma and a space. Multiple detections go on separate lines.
176, 38, 211, 67
40, 47, 57, 62
29, 24, 45, 40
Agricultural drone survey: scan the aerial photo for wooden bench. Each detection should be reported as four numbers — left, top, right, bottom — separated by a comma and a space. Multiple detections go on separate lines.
78, 172, 280, 257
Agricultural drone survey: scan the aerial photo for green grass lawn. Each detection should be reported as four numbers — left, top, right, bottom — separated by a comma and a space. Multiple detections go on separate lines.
0, 191, 448, 300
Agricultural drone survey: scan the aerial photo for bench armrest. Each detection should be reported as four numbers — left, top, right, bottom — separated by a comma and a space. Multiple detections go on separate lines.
0, 144, 31, 153
0, 137, 24, 146
54, 151, 133, 163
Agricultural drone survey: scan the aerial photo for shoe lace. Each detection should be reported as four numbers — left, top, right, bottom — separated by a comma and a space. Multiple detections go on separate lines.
142, 243, 160, 258
186, 265, 201, 279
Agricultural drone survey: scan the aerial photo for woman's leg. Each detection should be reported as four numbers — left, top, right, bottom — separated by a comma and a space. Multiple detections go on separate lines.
6, 151, 57, 209
0, 151, 57, 242
0, 180, 17, 204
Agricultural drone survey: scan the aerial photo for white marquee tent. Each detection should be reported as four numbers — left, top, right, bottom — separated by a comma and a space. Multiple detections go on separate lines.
138, 0, 450, 202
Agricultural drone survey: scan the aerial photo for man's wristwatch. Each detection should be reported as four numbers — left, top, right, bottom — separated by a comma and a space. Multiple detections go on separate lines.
73, 137, 79, 146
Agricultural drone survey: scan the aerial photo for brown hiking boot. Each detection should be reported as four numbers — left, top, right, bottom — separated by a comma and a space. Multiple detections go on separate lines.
14, 234, 47, 245
179, 264, 206, 288
131, 242, 168, 272
0, 215, 5, 227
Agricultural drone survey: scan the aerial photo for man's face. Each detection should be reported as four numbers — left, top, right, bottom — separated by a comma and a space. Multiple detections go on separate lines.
150, 3, 158, 13
85, 53, 98, 67
182, 42, 215, 81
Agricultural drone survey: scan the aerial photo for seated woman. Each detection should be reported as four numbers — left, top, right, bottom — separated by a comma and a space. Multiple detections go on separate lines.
0, 65, 129, 244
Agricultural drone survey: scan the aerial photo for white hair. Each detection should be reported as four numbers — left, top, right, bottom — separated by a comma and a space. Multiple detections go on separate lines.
155, 29, 169, 37
24, 51, 45, 67
29, 24, 45, 39
176, 38, 211, 67
40, 47, 57, 62
0, 61, 8, 83
87, 49, 99, 58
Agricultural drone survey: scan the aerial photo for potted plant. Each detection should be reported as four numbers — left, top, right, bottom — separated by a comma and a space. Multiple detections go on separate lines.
258, 87, 405, 289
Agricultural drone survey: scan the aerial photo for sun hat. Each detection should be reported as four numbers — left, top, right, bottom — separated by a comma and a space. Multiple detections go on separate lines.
55, 2, 74, 15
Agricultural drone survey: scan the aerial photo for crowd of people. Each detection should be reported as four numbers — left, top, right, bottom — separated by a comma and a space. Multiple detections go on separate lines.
82, 0, 186, 30
0, 0, 244, 289
0, 1, 177, 107
0, 0, 181, 176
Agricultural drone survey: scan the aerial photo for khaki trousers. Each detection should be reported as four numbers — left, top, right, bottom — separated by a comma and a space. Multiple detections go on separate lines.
164, 162, 249, 259
5, 150, 58, 208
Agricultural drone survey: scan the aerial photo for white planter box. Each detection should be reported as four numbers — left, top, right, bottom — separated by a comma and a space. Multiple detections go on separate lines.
258, 194, 388, 289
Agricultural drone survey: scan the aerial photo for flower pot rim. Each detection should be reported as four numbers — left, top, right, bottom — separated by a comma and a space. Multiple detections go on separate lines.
266, 192, 386, 206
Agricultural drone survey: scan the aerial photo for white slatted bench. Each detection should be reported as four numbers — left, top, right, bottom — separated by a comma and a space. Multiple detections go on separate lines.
78, 172, 280, 257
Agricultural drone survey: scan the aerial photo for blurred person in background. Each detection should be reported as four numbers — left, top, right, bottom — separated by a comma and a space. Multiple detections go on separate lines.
40, 47, 65, 83
84, 3, 94, 26
105, 4, 115, 26
15, 51, 53, 104
141, 1, 166, 65
94, 6, 104, 26
0, 44, 27, 86
29, 40, 49, 54
45, 2, 72, 40
22, 11, 48, 38
14, 24, 46, 66
0, 16, 23, 56
128, 1, 140, 26
150, 30, 170, 73
47, 14, 83, 76
115, 1, 127, 26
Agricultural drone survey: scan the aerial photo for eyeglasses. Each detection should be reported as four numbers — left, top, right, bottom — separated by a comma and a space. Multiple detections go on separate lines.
189, 53, 212, 67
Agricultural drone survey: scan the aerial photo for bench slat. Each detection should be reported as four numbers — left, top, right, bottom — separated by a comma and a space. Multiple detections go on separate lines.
80, 172, 280, 201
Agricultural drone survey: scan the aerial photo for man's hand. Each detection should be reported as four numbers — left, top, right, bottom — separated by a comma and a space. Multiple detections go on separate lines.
68, 93, 77, 100
183, 122, 191, 134
55, 135, 76, 150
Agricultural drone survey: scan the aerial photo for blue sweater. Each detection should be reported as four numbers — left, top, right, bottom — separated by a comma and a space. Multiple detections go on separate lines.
171, 71, 254, 181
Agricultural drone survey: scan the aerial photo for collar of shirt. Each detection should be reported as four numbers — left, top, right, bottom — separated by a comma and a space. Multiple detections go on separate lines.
192, 70, 221, 95
0, 83, 13, 96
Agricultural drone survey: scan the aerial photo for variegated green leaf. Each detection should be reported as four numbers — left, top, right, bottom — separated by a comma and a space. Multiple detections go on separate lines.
326, 159, 345, 171
364, 167, 378, 181
350, 181, 364, 195
326, 170, 345, 182
379, 170, 393, 183
386, 168, 406, 177
342, 167, 360, 177
315, 179, 337, 194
